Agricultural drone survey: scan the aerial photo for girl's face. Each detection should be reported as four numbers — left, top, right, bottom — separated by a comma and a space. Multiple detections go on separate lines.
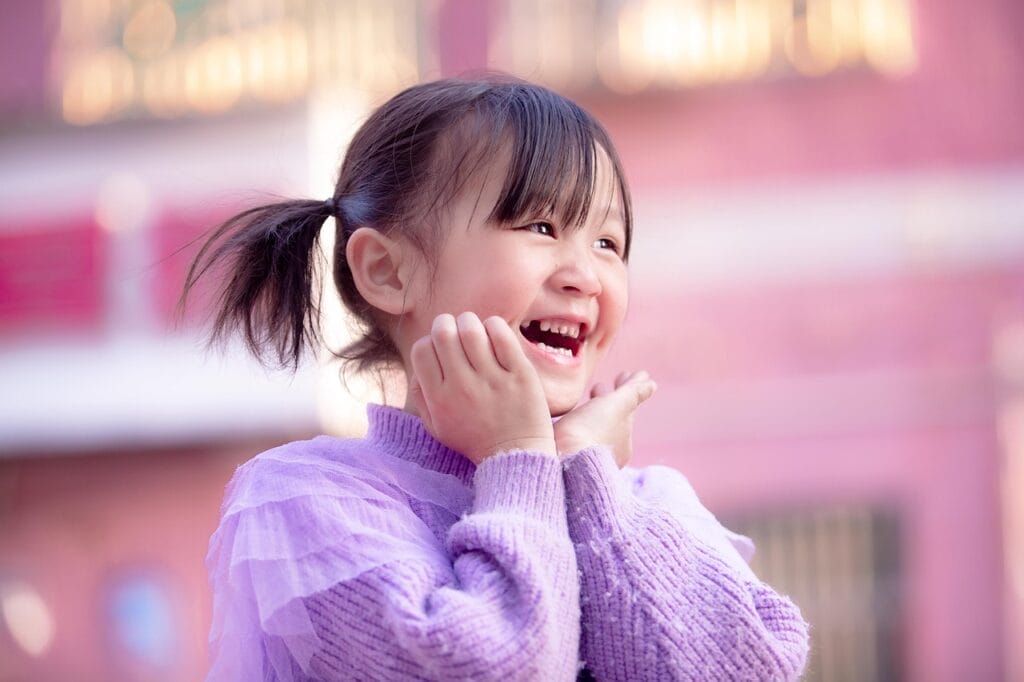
399, 149, 629, 416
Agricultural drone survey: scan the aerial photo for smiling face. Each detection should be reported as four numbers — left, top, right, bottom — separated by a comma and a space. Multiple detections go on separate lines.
394, 148, 629, 416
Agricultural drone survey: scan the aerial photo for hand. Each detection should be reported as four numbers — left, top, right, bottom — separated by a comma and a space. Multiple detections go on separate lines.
408, 312, 556, 464
554, 371, 657, 468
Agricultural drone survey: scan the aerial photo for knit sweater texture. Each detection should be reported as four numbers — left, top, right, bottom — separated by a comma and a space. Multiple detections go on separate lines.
206, 404, 809, 681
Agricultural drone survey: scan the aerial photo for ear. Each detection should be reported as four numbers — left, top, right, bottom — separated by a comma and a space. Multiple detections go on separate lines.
345, 227, 419, 316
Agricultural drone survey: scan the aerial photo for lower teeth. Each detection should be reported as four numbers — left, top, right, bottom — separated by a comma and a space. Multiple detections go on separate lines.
537, 342, 572, 357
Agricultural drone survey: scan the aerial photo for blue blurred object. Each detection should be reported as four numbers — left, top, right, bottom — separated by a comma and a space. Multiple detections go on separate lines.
108, 575, 176, 667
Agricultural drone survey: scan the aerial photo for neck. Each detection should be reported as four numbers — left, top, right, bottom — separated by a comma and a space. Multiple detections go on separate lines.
402, 390, 420, 416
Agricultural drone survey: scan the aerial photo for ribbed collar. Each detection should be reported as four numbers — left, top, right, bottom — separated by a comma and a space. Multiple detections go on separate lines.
365, 404, 477, 487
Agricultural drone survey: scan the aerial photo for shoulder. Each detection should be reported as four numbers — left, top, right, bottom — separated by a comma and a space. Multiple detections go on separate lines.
220, 435, 369, 517
205, 437, 449, 679
209, 434, 448, 582
236, 434, 358, 473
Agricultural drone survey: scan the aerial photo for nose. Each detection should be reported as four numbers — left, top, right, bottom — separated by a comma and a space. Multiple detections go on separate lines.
551, 250, 602, 297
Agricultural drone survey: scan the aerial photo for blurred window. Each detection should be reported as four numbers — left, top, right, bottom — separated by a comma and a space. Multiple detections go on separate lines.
53, 0, 424, 126
490, 0, 917, 93
726, 506, 903, 682
0, 217, 105, 336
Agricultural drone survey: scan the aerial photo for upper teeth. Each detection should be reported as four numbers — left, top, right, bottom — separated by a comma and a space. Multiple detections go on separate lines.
533, 320, 580, 338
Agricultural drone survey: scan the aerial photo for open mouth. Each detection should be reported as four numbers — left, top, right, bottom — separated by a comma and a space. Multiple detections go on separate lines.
518, 319, 588, 358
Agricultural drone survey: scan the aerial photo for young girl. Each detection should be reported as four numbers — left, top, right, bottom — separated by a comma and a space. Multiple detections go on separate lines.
192, 77, 809, 681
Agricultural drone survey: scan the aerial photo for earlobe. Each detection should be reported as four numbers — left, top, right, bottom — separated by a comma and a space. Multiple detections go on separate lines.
345, 227, 415, 315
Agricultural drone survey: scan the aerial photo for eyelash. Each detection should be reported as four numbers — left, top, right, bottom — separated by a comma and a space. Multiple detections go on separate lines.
594, 237, 620, 254
525, 221, 555, 237
521, 221, 623, 257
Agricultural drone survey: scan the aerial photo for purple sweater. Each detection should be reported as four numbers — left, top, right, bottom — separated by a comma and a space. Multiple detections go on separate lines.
206, 405, 808, 681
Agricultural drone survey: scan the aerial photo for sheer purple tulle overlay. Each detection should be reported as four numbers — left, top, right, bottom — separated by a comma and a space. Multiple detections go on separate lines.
206, 434, 473, 681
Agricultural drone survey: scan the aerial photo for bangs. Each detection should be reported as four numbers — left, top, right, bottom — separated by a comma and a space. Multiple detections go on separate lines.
428, 81, 633, 259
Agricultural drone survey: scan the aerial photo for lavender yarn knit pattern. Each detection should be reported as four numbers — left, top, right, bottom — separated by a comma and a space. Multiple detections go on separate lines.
206, 405, 809, 681
563, 447, 809, 680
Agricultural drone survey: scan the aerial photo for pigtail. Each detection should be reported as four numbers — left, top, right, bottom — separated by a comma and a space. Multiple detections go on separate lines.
180, 198, 333, 370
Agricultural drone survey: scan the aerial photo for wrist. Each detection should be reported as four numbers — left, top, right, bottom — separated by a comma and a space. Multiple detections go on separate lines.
556, 440, 589, 457
488, 436, 557, 457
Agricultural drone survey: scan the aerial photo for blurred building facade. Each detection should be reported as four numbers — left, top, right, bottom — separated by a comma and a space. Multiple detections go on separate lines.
1, 1, 1023, 680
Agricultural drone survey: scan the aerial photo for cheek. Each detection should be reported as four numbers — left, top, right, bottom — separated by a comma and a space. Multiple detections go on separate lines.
433, 262, 525, 319
464, 261, 539, 315
601, 273, 629, 338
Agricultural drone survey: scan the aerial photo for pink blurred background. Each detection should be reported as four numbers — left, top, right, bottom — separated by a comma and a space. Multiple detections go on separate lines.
2, 1, 1023, 680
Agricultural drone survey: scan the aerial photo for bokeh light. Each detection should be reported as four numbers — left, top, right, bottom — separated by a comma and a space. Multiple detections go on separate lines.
0, 581, 55, 659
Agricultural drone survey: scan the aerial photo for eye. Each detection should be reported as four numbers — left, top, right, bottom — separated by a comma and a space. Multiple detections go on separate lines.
523, 221, 555, 237
594, 237, 621, 256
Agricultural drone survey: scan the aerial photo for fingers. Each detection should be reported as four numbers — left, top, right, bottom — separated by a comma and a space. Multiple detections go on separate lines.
428, 314, 463, 379
599, 371, 653, 396
411, 334, 443, 386
455, 312, 495, 372
608, 370, 657, 408
427, 312, 518, 378
624, 371, 657, 407
483, 315, 527, 372
633, 377, 657, 404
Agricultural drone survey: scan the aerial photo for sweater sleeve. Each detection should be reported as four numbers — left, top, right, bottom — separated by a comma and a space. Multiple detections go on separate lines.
562, 447, 809, 682
301, 450, 581, 681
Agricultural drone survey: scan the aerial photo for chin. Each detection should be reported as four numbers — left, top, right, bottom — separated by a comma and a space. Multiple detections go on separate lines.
545, 389, 584, 418
549, 404, 572, 418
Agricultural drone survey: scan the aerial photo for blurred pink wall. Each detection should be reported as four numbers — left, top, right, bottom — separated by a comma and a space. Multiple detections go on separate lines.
0, 440, 279, 681
609, 267, 1023, 681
